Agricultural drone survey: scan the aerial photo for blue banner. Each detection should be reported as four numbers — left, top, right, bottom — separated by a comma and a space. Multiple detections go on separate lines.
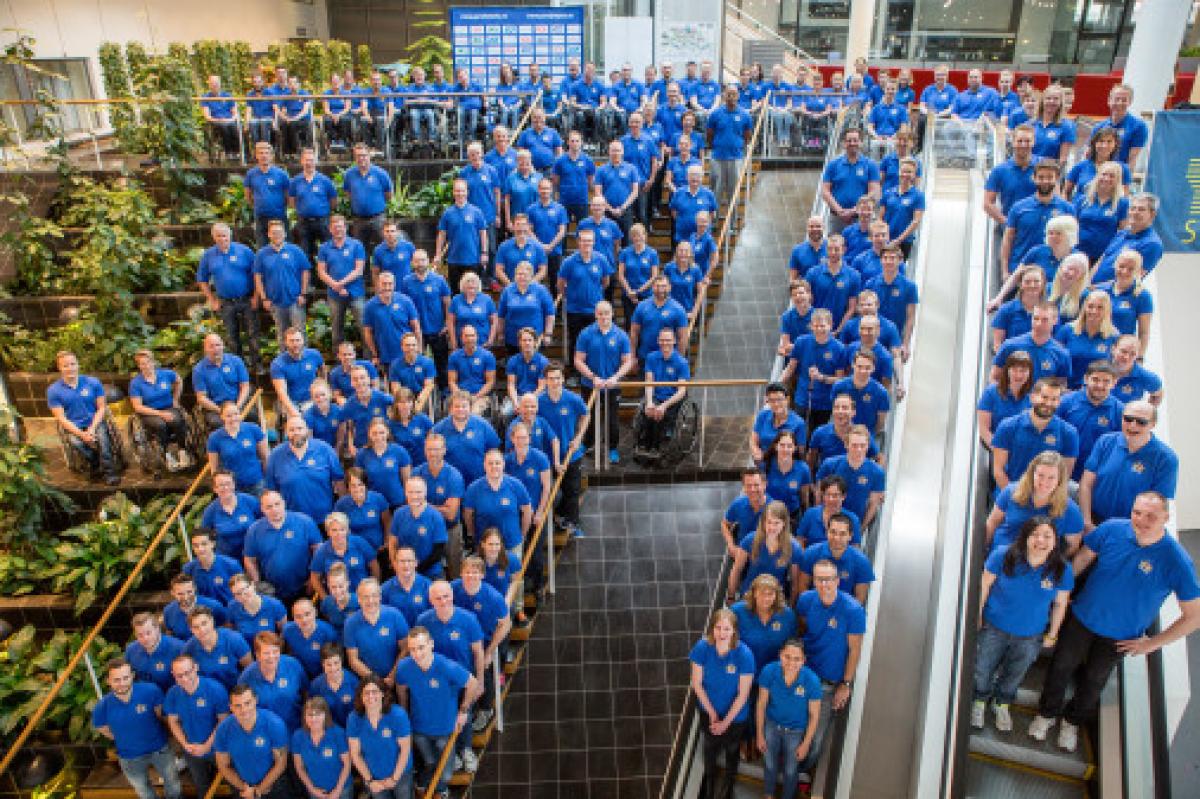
449, 6, 586, 91
1145, 110, 1200, 252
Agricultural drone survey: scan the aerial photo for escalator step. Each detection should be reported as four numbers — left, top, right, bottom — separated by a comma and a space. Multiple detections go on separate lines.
968, 706, 1094, 781
965, 753, 1088, 799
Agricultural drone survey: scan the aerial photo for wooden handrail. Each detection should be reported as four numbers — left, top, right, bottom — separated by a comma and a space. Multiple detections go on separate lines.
618, 378, 768, 388
511, 90, 543, 138
0, 389, 264, 780
0, 90, 539, 106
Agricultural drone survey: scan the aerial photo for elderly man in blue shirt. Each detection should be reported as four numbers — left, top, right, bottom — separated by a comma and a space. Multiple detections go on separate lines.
1079, 399, 1178, 529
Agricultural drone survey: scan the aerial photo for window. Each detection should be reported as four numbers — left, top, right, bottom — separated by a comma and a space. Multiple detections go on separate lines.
0, 58, 97, 141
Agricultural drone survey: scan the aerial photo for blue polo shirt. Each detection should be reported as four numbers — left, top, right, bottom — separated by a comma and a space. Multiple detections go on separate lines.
388, 354, 436, 393
868, 102, 908, 135
688, 639, 755, 721
1115, 363, 1162, 404
1085, 433, 1179, 521
459, 163, 500, 224
809, 422, 880, 465
517, 126, 564, 171
1093, 226, 1164, 283
1072, 520, 1200, 640
243, 512, 322, 599
413, 462, 465, 524
464, 475, 531, 550
282, 619, 338, 678
840, 315, 900, 349
559, 252, 609, 315
270, 348, 324, 404
692, 229, 717, 274
758, 660, 823, 729
1066, 159, 1132, 198
394, 654, 472, 736
340, 390, 393, 449
982, 549, 1074, 638
245, 88, 276, 119
1021, 244, 1070, 286
126, 635, 185, 692
253, 242, 310, 306
920, 84, 958, 112
1033, 119, 1076, 160
794, 589, 866, 683
198, 243, 256, 299
438, 203, 487, 265
662, 261, 702, 310
595, 161, 641, 208
952, 87, 998, 120
389, 503, 448, 577
310, 671, 359, 727
319, 594, 360, 638
815, 456, 885, 520
620, 132, 657, 183
334, 492, 389, 550
576, 323, 631, 389
164, 597, 226, 641
374, 240, 416, 281
506, 415, 556, 459
865, 273, 918, 332
1054, 326, 1119, 388
226, 595, 288, 649
550, 153, 595, 208
185, 628, 250, 690
724, 494, 766, 537
344, 606, 409, 677
342, 165, 393, 217
504, 447, 550, 510
317, 237, 367, 299
796, 507, 862, 547
1056, 390, 1123, 479
347, 706, 412, 779
416, 607, 484, 674
736, 531, 797, 593
631, 297, 688, 360
213, 710, 288, 785
452, 579, 508, 640
206, 423, 265, 490
201, 91, 235, 119
363, 293, 420, 365
390, 412, 431, 465
448, 293, 496, 342
1095, 281, 1153, 337
92, 683, 168, 758
265, 439, 343, 523
619, 245, 661, 298
992, 412, 1080, 485
667, 155, 703, 189
1004, 195, 1075, 270
822, 154, 880, 211
164, 677, 229, 745
354, 443, 410, 507
789, 241, 827, 278
328, 360, 376, 400
537, 389, 589, 464
882, 186, 925, 243
447, 346, 496, 395
993, 299, 1035, 342
304, 404, 341, 448
831, 377, 890, 428
1074, 195, 1128, 262
192, 354, 250, 406
805, 264, 862, 325
382, 573, 432, 626
238, 655, 307, 731
245, 166, 289, 218
288, 172, 337, 218
431, 415, 500, 485
528, 200, 569, 255
399, 273, 450, 338
644, 349, 690, 404
752, 409, 807, 454
47, 376, 105, 429
129, 369, 178, 412
730, 601, 797, 674
498, 285, 555, 346
577, 217, 622, 264
993, 334, 1072, 383
184, 554, 244, 605
310, 535, 377, 591
706, 106, 753, 160
506, 352, 550, 397
991, 484, 1084, 553
495, 236, 547, 283
485, 147, 518, 187
290, 726, 348, 792
669, 187, 718, 242
1094, 114, 1149, 164
789, 335, 846, 410
200, 493, 260, 558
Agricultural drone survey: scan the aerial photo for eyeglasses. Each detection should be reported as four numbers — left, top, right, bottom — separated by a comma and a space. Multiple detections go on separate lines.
1122, 415, 1151, 426
813, 576, 839, 583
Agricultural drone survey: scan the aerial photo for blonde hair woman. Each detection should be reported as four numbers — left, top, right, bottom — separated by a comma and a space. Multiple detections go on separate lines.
1054, 290, 1120, 388
984, 451, 1083, 555
1075, 160, 1129, 262
1048, 252, 1091, 326
1096, 248, 1153, 355
728, 501, 797, 600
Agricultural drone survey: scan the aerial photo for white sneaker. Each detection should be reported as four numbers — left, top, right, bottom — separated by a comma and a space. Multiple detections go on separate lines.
1057, 720, 1078, 752
164, 451, 179, 471
993, 704, 1013, 732
1028, 714, 1055, 741
177, 450, 194, 468
462, 749, 479, 773
970, 700, 986, 729
452, 754, 463, 772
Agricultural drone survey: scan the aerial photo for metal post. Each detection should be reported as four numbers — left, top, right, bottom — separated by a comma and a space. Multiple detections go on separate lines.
256, 392, 268, 434
561, 313, 570, 368
83, 650, 104, 699
593, 389, 602, 472
178, 514, 193, 561
492, 648, 504, 732
236, 114, 247, 166
89, 108, 102, 170
698, 385, 708, 468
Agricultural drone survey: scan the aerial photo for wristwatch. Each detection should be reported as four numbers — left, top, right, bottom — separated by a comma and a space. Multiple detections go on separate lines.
839, 680, 853, 689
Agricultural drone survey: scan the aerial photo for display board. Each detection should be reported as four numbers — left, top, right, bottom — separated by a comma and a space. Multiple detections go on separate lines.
1145, 110, 1200, 252
449, 6, 586, 90
655, 0, 723, 69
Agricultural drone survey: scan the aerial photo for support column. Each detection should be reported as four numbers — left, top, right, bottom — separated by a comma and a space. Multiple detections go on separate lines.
1124, 0, 1191, 115
845, 0, 875, 67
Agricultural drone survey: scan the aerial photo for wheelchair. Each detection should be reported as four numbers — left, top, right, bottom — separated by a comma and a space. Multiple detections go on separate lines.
57, 403, 129, 479
631, 397, 699, 467
126, 409, 205, 478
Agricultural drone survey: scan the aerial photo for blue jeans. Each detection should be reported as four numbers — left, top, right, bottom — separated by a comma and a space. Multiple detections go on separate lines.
118, 746, 182, 799
496, 105, 521, 130
270, 303, 306, 349
763, 718, 807, 799
410, 108, 437, 141
307, 780, 352, 799
249, 118, 274, 144
368, 771, 413, 799
974, 621, 1043, 704
67, 420, 118, 478
769, 108, 793, 145
457, 108, 481, 151
413, 733, 452, 792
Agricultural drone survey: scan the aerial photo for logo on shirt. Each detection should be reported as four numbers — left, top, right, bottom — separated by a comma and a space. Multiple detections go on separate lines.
218, 656, 229, 665
725, 663, 737, 674
255, 736, 267, 747
1044, 434, 1057, 446
241, 438, 252, 448
238, 514, 249, 523
135, 703, 148, 714
306, 458, 316, 466
1132, 461, 1146, 473
285, 529, 295, 539
828, 618, 839, 629
278, 677, 289, 688
795, 686, 807, 697
196, 697, 207, 708
771, 621, 782, 631
429, 678, 440, 688
1139, 560, 1154, 574
322, 747, 334, 758
857, 475, 868, 485
449, 630, 461, 640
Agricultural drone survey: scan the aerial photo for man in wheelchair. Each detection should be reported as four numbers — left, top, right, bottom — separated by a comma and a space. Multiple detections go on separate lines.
129, 349, 196, 472
47, 350, 123, 484
635, 328, 691, 460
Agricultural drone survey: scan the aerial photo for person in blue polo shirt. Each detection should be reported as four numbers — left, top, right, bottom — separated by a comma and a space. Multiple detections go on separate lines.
200, 471, 261, 560
316, 215, 368, 349
282, 598, 338, 680
750, 383, 807, 462
951, 69, 998, 121
992, 303, 1073, 385
1030, 493, 1200, 753
463, 449, 532, 557
126, 613, 185, 692
198, 222, 260, 370
253, 219, 311, 349
919, 65, 958, 116
805, 236, 861, 333
214, 685, 290, 799
244, 142, 290, 247
630, 275, 689, 364
991, 378, 1079, 492
184, 528, 243, 604
92, 658, 182, 799
266, 415, 344, 524
1093, 84, 1149, 164
164, 653, 229, 799
821, 128, 881, 233
389, 477, 449, 578
867, 80, 909, 143
238, 631, 308, 733
538, 363, 589, 537
756, 638, 823, 798
621, 111, 660, 225
206, 401, 268, 494
1091, 194, 1163, 283
459, 141, 502, 256
341, 143, 393, 264
348, 675, 415, 795
373, 220, 415, 285
279, 74, 313, 158
1056, 362, 1124, 481
595, 139, 641, 239
1000, 161, 1073, 277
345, 577, 410, 685
355, 415, 413, 511
184, 607, 252, 691
269, 327, 325, 420
243, 491, 322, 603
789, 216, 828, 283
814, 426, 885, 526
670, 164, 718, 244
226, 574, 288, 651
341, 366, 394, 454
638, 328, 690, 455
498, 266, 555, 354
446, 324, 496, 416
721, 469, 770, 556
558, 227, 612, 366
435, 178, 489, 289
362, 271, 421, 374
516, 106, 563, 173
833, 350, 891, 434
291, 696, 352, 799
416, 581, 485, 768
502, 151, 541, 232
983, 124, 1038, 224
47, 350, 121, 484
163, 574, 227, 642
780, 309, 847, 431
193, 334, 253, 430
1079, 400, 1178, 528
432, 391, 500, 488
451, 556, 511, 729
288, 148, 337, 262
690, 608, 755, 799
882, 159, 924, 255
574, 301, 635, 461
244, 72, 277, 145
311, 646, 360, 728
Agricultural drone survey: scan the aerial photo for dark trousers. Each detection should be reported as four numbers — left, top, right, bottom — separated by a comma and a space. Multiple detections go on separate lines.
323, 115, 351, 147
700, 720, 746, 799
351, 214, 386, 268
797, 406, 831, 442
180, 752, 215, 799
427, 332, 451, 391
139, 409, 189, 450
582, 385, 620, 451
67, 422, 118, 478
207, 121, 239, 156
607, 208, 632, 242
566, 313, 592, 370
556, 459, 583, 526
449, 263, 485, 292
565, 204, 588, 224
640, 401, 680, 450
283, 119, 311, 158
217, 296, 261, 369
546, 254, 562, 289
295, 216, 331, 263
1038, 610, 1124, 726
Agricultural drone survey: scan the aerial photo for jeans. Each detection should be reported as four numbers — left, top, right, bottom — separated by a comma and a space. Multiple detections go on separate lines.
712, 158, 739, 209
496, 105, 522, 130
295, 216, 331, 263
305, 779, 352, 799
769, 108, 794, 146
457, 108, 481, 154
180, 751, 215, 799
352, 214, 386, 269
413, 733, 452, 792
139, 409, 189, 451
328, 295, 366, 349
974, 621, 1043, 705
270, 303, 307, 349
118, 746, 182, 799
67, 422, 118, 478
805, 683, 836, 775
763, 718, 807, 799
1038, 609, 1124, 726
249, 118, 274, 145
368, 771, 413, 799
700, 720, 744, 799
410, 108, 437, 141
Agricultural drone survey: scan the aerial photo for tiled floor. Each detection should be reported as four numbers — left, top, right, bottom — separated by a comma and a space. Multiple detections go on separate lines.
469, 482, 740, 799
694, 171, 819, 416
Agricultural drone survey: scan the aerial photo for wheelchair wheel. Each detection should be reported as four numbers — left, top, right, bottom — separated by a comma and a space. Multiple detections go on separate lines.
56, 423, 90, 475
104, 412, 130, 473
184, 411, 207, 462
630, 405, 657, 466
127, 415, 168, 478
660, 400, 699, 466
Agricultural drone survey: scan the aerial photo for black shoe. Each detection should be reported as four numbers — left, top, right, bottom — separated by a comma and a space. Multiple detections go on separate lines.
105, 473, 121, 486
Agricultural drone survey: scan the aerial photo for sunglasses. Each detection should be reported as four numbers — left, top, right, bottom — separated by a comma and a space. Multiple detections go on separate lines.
1122, 415, 1151, 426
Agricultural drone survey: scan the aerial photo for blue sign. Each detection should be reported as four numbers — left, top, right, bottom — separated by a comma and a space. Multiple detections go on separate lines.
1145, 110, 1200, 252
449, 6, 585, 91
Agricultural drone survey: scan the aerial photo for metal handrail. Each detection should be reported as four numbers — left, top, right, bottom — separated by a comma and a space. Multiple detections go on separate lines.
0, 388, 264, 779
724, 2, 822, 71
0, 90, 540, 106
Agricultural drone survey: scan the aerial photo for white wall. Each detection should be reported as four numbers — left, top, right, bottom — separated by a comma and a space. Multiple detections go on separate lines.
3, 0, 329, 95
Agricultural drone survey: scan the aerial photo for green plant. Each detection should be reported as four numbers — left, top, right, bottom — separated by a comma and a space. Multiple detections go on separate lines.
231, 41, 254, 93
399, 169, 456, 218
304, 40, 330, 90
1181, 45, 1200, 58
214, 174, 253, 226
0, 406, 73, 553
124, 42, 150, 84
327, 40, 352, 79
0, 625, 121, 743
135, 56, 206, 222
98, 42, 139, 152
152, 303, 223, 370
355, 44, 374, 80
405, 35, 452, 75
0, 190, 64, 296
283, 42, 306, 83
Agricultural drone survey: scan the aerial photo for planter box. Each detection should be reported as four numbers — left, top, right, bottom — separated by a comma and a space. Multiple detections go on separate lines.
0, 589, 171, 635
0, 742, 110, 799
0, 292, 206, 331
